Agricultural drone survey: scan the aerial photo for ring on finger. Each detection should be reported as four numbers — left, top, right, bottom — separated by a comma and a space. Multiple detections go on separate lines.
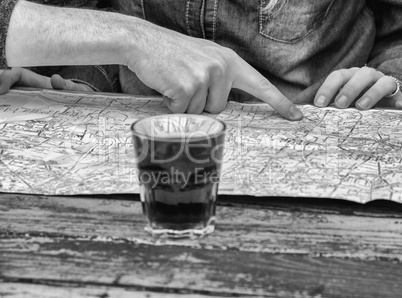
385, 76, 402, 98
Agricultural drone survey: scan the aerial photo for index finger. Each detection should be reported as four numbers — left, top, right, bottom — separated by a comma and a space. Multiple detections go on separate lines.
232, 60, 303, 121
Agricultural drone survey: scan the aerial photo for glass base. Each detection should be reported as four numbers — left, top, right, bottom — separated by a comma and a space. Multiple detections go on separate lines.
144, 224, 215, 239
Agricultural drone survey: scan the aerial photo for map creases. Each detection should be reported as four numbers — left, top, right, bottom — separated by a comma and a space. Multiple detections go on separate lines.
1, 89, 402, 204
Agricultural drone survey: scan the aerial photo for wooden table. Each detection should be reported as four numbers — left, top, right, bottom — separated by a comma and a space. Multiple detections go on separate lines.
1, 193, 401, 298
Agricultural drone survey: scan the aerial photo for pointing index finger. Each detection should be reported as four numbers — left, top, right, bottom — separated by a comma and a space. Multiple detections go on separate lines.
232, 60, 303, 121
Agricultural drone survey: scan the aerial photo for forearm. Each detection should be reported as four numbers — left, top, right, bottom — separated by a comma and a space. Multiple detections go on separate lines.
4, 0, 303, 120
5, 0, 142, 67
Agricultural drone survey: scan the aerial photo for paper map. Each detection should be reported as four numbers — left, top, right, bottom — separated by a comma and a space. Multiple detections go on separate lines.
1, 89, 402, 204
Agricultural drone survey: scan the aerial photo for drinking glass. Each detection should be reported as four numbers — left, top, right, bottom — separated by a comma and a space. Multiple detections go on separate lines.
130, 114, 226, 238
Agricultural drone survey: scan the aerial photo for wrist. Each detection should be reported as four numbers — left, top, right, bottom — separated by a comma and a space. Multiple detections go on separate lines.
117, 16, 156, 69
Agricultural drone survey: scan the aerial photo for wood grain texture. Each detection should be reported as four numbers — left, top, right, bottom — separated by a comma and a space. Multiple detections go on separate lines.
1, 236, 402, 297
1, 194, 402, 298
0, 282, 229, 298
1, 194, 401, 259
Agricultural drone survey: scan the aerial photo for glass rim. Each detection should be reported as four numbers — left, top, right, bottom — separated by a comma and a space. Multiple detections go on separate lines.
130, 114, 226, 142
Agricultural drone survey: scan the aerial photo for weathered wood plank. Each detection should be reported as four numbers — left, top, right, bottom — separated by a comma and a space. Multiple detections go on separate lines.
1, 237, 401, 298
1, 194, 402, 297
0, 282, 230, 298
1, 194, 401, 259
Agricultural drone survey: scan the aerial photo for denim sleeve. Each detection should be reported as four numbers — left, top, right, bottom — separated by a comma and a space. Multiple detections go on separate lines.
367, 0, 402, 81
59, 65, 121, 93
30, 65, 121, 93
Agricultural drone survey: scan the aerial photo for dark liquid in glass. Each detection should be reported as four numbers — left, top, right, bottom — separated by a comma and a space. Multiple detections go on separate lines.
140, 166, 218, 231
133, 134, 224, 235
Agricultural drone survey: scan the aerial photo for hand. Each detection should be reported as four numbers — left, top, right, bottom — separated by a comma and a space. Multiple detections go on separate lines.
127, 28, 303, 120
7, 2, 302, 120
314, 67, 402, 109
0, 67, 94, 94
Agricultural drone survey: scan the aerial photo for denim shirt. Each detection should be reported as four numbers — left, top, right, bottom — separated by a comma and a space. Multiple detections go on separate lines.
1, 0, 401, 103
111, 0, 402, 103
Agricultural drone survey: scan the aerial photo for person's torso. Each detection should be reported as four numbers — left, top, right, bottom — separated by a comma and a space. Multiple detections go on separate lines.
112, 0, 376, 103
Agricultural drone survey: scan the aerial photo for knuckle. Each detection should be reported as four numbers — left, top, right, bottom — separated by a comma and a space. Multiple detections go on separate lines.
202, 46, 233, 75
179, 71, 210, 97
215, 47, 237, 72
177, 83, 197, 99
184, 86, 198, 99
341, 84, 359, 95
256, 79, 273, 96
377, 76, 396, 95
193, 70, 209, 86
210, 59, 227, 78
221, 46, 237, 58
359, 66, 376, 77
389, 80, 398, 91
206, 52, 230, 78
378, 77, 392, 90
385, 76, 398, 88
163, 92, 189, 114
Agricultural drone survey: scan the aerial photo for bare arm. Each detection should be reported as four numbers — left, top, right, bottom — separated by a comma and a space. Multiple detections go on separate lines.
6, 0, 136, 66
5, 0, 303, 120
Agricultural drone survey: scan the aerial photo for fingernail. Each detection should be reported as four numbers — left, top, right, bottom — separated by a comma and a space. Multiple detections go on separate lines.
289, 105, 303, 120
336, 95, 348, 108
315, 95, 326, 107
357, 97, 370, 109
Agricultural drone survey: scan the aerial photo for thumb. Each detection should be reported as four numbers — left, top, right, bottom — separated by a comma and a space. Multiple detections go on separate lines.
0, 69, 14, 94
50, 74, 69, 90
50, 74, 93, 92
